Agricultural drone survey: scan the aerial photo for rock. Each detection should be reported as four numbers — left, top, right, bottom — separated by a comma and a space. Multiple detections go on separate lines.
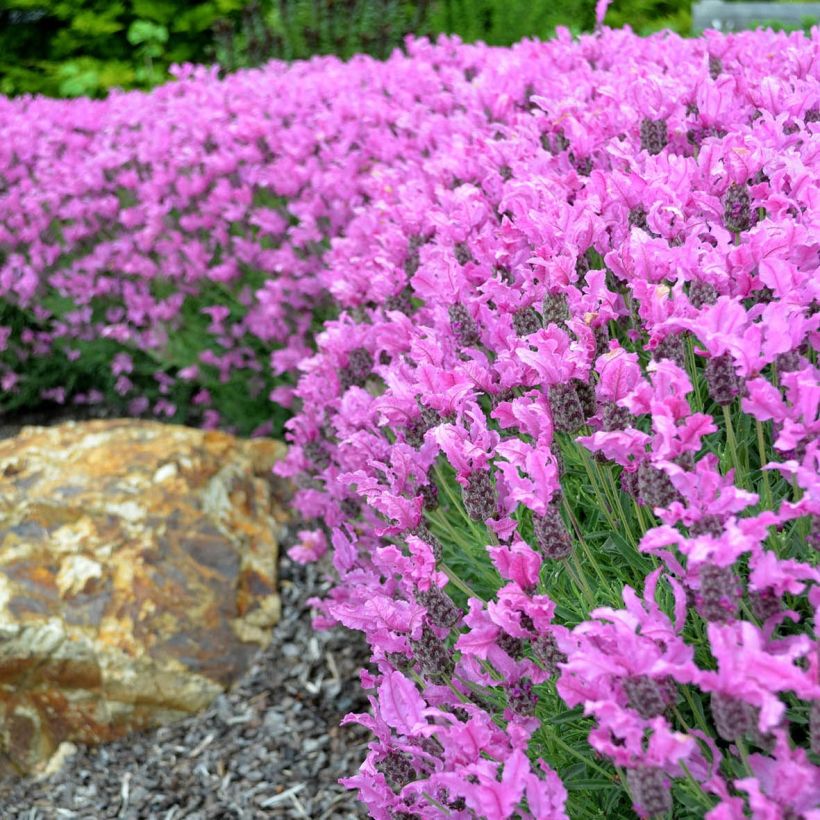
0, 419, 287, 776
37, 741, 78, 780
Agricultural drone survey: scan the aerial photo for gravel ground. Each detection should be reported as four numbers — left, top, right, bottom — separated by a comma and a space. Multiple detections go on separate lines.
0, 412, 372, 819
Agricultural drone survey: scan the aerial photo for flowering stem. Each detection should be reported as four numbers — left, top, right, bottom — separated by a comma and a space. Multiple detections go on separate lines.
755, 420, 773, 509
428, 507, 465, 543
561, 496, 610, 591
541, 729, 617, 782
722, 405, 744, 486
681, 686, 713, 737
567, 554, 597, 609
686, 337, 704, 413
633, 501, 652, 537
428, 507, 500, 594
740, 599, 761, 627
602, 465, 639, 547
577, 447, 620, 532
441, 562, 484, 602
791, 476, 804, 504
443, 680, 471, 705
420, 792, 452, 815
433, 463, 489, 545
736, 738, 755, 778
672, 706, 693, 734
679, 761, 715, 811
671, 708, 724, 807
581, 439, 637, 546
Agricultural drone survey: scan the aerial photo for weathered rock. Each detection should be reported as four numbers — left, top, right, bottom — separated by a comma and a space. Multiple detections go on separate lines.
0, 419, 287, 776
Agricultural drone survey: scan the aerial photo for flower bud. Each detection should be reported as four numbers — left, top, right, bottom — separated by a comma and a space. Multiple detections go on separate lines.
405, 405, 440, 448
507, 677, 538, 716
594, 324, 610, 357
570, 152, 592, 176
303, 439, 331, 471
775, 350, 802, 375
549, 382, 586, 433
697, 562, 743, 622
340, 347, 374, 391
532, 632, 567, 675
542, 292, 570, 328
410, 524, 443, 562
533, 506, 573, 560
411, 625, 453, 682
689, 514, 725, 538
513, 306, 542, 337
749, 588, 782, 622
688, 280, 718, 308
621, 468, 641, 500
710, 692, 755, 741
377, 750, 417, 790
449, 303, 481, 347
418, 480, 439, 512
653, 332, 686, 367
386, 286, 415, 314
417, 585, 461, 629
493, 632, 524, 661
454, 242, 473, 266
723, 182, 752, 233
340, 496, 362, 518
640, 118, 668, 155
638, 462, 681, 510
623, 675, 677, 719
602, 402, 633, 431
627, 767, 672, 817
629, 205, 650, 232
705, 352, 743, 405
573, 378, 598, 419
462, 470, 497, 522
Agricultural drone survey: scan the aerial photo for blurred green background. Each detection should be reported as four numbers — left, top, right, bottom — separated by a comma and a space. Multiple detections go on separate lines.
0, 0, 815, 98
0, 0, 689, 97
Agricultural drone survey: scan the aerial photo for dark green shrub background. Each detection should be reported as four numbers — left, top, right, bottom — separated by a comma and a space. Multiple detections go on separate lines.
5, 1, 813, 98
2, 0, 696, 98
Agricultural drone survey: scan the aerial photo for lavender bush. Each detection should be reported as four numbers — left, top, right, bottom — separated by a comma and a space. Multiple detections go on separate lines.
2, 13, 819, 820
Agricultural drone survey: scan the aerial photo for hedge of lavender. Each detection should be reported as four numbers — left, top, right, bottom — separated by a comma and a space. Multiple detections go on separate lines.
3, 19, 820, 820
0, 55, 420, 434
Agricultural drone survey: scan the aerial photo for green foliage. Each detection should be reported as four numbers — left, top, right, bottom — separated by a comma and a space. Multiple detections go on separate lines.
4, 0, 819, 97
0, 0, 245, 97
0, 0, 691, 98
428, 0, 595, 42
0, 282, 290, 437
212, 0, 433, 68
603, 0, 691, 35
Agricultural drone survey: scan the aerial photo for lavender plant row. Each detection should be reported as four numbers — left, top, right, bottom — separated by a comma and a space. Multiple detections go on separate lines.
1, 20, 819, 820
275, 27, 820, 820
0, 54, 429, 431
